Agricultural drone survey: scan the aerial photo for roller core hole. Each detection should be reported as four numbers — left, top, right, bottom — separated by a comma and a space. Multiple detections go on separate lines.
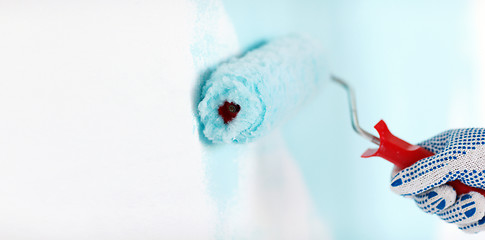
218, 101, 241, 124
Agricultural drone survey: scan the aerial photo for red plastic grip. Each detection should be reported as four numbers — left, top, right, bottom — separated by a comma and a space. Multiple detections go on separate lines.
362, 120, 485, 197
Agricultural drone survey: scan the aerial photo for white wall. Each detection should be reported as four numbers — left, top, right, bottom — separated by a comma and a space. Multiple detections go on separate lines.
0, 1, 328, 239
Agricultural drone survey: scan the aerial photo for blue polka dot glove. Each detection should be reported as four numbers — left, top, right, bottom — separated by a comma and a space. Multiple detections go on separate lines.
390, 128, 485, 233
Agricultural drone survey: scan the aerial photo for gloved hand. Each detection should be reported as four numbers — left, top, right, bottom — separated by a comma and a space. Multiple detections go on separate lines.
390, 128, 485, 233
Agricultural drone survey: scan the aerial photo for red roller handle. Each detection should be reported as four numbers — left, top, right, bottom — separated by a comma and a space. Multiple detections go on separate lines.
362, 120, 485, 197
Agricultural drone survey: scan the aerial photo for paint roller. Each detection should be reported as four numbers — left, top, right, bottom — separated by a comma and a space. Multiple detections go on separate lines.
198, 35, 327, 143
198, 32, 485, 208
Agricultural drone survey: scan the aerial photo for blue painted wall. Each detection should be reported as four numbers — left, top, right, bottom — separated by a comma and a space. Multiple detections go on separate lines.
222, 0, 475, 239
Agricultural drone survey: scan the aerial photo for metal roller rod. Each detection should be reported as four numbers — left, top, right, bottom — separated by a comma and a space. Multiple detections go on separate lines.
331, 75, 381, 145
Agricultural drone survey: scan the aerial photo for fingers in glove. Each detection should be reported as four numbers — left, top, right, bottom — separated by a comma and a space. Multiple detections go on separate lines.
413, 185, 456, 214
437, 192, 485, 225
390, 154, 454, 196
459, 215, 485, 233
